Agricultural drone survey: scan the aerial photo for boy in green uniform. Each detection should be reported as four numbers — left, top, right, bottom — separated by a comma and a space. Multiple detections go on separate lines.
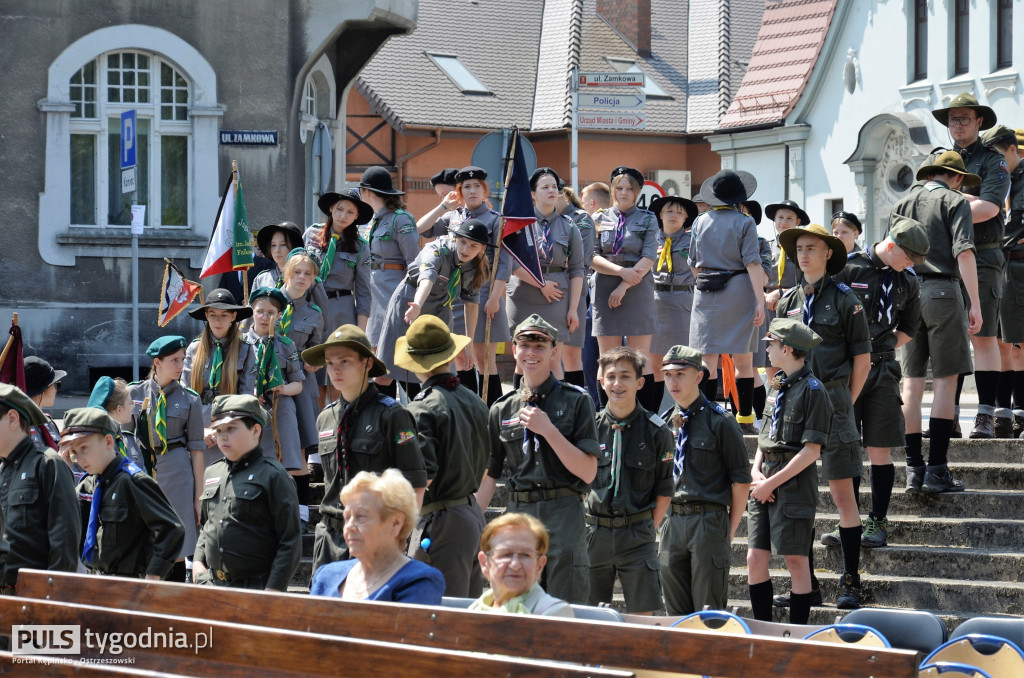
63, 408, 184, 579
658, 345, 751, 616
775, 223, 871, 609
396, 315, 489, 597
302, 325, 427, 576
476, 314, 599, 604
585, 346, 673, 614
748, 319, 831, 624
193, 395, 301, 591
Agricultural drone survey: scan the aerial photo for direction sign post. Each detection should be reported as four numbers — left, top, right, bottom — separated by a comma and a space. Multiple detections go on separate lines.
578, 72, 646, 88
578, 93, 645, 110
577, 111, 646, 130
121, 109, 140, 380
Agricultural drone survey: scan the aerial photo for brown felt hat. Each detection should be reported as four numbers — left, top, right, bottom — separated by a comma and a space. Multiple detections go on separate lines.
932, 93, 997, 130
778, 224, 848, 276
301, 325, 387, 377
915, 151, 981, 188
393, 315, 472, 373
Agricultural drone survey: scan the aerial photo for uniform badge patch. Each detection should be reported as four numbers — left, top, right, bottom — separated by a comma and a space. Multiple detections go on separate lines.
319, 429, 333, 440
660, 449, 673, 462
205, 476, 220, 486
852, 304, 864, 315
248, 474, 254, 480
501, 417, 521, 427
787, 308, 801, 316
396, 430, 415, 445
850, 282, 869, 289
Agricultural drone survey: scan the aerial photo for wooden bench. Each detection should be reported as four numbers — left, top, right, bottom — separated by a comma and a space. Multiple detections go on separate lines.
16, 569, 921, 677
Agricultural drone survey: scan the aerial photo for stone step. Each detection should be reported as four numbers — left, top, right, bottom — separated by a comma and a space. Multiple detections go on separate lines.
887, 462, 1024, 492
742, 436, 1024, 465
292, 557, 313, 588
827, 488, 1024, 517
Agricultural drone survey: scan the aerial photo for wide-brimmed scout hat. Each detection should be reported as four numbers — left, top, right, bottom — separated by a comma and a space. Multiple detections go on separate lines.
188, 288, 252, 321
359, 166, 404, 195
450, 218, 492, 245
981, 124, 1018, 149
513, 314, 558, 344
915, 150, 981, 187
430, 168, 459, 187
60, 407, 119, 443
932, 93, 997, 130
317, 188, 373, 225
742, 200, 762, 225
609, 166, 645, 187
887, 214, 930, 267
256, 221, 303, 258
24, 356, 66, 398
0, 383, 46, 426
211, 394, 269, 428
661, 345, 702, 371
763, 318, 822, 352
649, 195, 698, 230
778, 223, 848, 276
393, 315, 472, 373
699, 170, 757, 207
831, 210, 863, 234
146, 336, 187, 359
301, 325, 387, 377
765, 200, 810, 226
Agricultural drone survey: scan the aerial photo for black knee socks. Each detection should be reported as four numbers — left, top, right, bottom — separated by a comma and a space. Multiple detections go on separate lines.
997, 371, 1015, 409
564, 370, 585, 388
905, 432, 924, 468
1015, 371, 1024, 410
789, 592, 813, 625
869, 464, 895, 520
485, 374, 503, 407
839, 525, 862, 576
955, 373, 965, 407
737, 377, 754, 417
457, 369, 479, 393
701, 377, 719, 403
852, 474, 861, 511
293, 473, 310, 507
928, 417, 954, 467
749, 580, 774, 621
976, 370, 1000, 408
637, 375, 660, 412
753, 383, 767, 419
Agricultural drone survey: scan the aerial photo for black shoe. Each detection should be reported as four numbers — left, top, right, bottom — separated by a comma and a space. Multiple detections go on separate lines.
922, 465, 965, 493
773, 587, 822, 607
307, 462, 324, 484
969, 413, 994, 439
993, 416, 1014, 439
906, 465, 926, 493
836, 573, 862, 610
1013, 412, 1024, 438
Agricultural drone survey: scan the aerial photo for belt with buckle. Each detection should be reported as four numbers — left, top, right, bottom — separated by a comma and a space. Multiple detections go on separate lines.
511, 488, 579, 503
543, 265, 567, 274
326, 289, 353, 299
918, 273, 958, 282
420, 495, 473, 515
671, 502, 724, 516
585, 509, 653, 528
655, 283, 694, 292
322, 514, 344, 531
1008, 250, 1024, 261
371, 262, 406, 271
870, 350, 896, 365
213, 569, 230, 582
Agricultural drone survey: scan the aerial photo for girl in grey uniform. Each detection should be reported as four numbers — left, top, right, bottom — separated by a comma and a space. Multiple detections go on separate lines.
181, 288, 255, 467
591, 166, 660, 410
648, 195, 697, 410
557, 186, 594, 389
688, 170, 766, 434
375, 220, 491, 395
129, 335, 205, 582
253, 221, 304, 290
507, 168, 584, 381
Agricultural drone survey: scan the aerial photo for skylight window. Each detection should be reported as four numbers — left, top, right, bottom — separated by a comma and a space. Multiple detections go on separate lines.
606, 58, 670, 99
428, 54, 491, 94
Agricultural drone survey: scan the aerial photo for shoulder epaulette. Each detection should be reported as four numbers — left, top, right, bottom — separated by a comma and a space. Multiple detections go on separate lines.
241, 335, 255, 345
128, 380, 143, 387
560, 382, 588, 394
647, 412, 666, 427
494, 389, 517, 405
378, 394, 398, 407
413, 386, 432, 402
190, 337, 200, 344
781, 286, 798, 299
710, 402, 726, 415
835, 281, 852, 293
183, 386, 200, 398
310, 303, 322, 313
808, 378, 823, 391
906, 266, 917, 277
660, 406, 675, 421
593, 208, 608, 216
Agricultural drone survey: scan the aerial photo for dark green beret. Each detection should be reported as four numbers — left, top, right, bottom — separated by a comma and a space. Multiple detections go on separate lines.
146, 336, 187, 359
60, 407, 119, 443
0, 383, 46, 427
662, 345, 702, 370
211, 394, 269, 428
248, 286, 289, 311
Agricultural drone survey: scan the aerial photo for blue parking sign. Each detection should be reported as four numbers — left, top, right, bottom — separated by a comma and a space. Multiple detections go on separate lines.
121, 110, 136, 169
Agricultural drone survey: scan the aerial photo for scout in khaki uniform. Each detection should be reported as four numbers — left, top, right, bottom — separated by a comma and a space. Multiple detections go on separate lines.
834, 216, 927, 548
933, 94, 1011, 439
656, 345, 750, 615
775, 224, 871, 610
747, 319, 831, 625
396, 315, 489, 597
475, 314, 600, 604
0, 384, 80, 593
302, 325, 427, 576
585, 347, 673, 613
193, 395, 301, 591
62, 408, 184, 579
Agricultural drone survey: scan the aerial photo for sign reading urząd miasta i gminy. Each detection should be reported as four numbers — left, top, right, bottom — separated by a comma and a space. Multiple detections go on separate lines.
219, 130, 278, 146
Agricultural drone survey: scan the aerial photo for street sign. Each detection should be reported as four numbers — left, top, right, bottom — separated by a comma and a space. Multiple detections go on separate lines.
120, 110, 136, 170
578, 72, 645, 88
636, 181, 665, 211
578, 93, 645, 110
577, 111, 646, 130
121, 166, 137, 194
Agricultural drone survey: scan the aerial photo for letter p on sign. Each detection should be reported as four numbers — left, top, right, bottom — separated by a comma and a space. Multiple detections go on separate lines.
121, 110, 136, 170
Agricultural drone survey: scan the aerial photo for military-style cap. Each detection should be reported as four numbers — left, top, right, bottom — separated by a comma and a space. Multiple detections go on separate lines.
778, 223, 848, 275
513, 314, 558, 344
932, 93, 996, 130
301, 325, 388, 377
982, 124, 1018, 148
317, 188, 373, 225
831, 210, 863, 234
87, 376, 117, 409
146, 336, 187, 359
765, 200, 810, 226
211, 394, 269, 428
888, 214, 930, 267
763, 318, 822, 353
0, 383, 46, 427
455, 166, 488, 184
430, 168, 459, 187
24, 356, 66, 398
60, 407, 119, 443
248, 286, 289, 312
661, 345, 702, 370
255, 221, 303, 258
610, 166, 645, 187
359, 166, 404, 195
450, 218, 492, 245
916, 150, 981, 188
188, 288, 252, 321
530, 167, 565, 191
699, 169, 757, 207
394, 315, 472, 373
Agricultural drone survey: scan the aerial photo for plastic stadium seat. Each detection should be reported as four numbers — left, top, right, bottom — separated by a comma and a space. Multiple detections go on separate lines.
803, 623, 891, 648
441, 596, 474, 609
918, 661, 993, 678
671, 610, 752, 634
923, 634, 1024, 678
951, 616, 1024, 650
842, 607, 948, 653
568, 604, 625, 622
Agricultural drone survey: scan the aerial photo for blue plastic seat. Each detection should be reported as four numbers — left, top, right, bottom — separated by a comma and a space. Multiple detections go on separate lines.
918, 661, 993, 678
842, 606, 947, 653
803, 623, 891, 648
923, 634, 1024, 678
671, 610, 751, 635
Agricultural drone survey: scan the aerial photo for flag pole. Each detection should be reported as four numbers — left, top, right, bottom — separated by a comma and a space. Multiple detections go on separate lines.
481, 126, 519, 404
232, 160, 250, 302
0, 313, 18, 370
267, 323, 282, 464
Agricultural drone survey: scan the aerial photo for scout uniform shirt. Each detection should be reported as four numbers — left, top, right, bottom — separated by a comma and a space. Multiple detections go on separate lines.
183, 337, 256, 406
303, 226, 373, 321
77, 454, 184, 578
405, 235, 484, 310
837, 247, 922, 353
427, 204, 512, 281
957, 139, 1010, 249
1004, 160, 1024, 250
563, 206, 595, 270
586, 404, 673, 519
0, 435, 80, 585
488, 375, 600, 494
129, 378, 205, 456
195, 445, 301, 590
654, 228, 695, 289
365, 207, 420, 344
663, 395, 751, 508
892, 181, 976, 278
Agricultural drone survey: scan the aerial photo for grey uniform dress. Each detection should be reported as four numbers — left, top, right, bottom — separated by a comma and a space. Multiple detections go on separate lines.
302, 226, 372, 332
182, 336, 257, 466
651, 227, 695, 355
375, 235, 483, 383
507, 209, 585, 346
562, 206, 595, 349
592, 206, 658, 336
129, 378, 205, 559
426, 204, 512, 343
245, 328, 306, 470
688, 208, 762, 354
280, 293, 324, 451
365, 208, 420, 346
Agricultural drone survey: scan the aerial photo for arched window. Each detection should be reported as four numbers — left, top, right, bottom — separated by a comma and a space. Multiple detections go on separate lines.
300, 54, 338, 226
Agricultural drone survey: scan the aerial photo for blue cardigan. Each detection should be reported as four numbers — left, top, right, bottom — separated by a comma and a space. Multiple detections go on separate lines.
310, 558, 445, 605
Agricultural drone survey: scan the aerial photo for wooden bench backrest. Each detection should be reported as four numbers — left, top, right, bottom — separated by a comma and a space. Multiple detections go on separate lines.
17, 570, 921, 678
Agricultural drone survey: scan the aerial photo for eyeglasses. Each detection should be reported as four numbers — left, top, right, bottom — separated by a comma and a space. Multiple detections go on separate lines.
948, 116, 977, 127
252, 309, 279, 318
486, 549, 539, 565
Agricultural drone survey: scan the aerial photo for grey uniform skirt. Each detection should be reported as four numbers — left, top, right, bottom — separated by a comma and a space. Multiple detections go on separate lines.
651, 288, 693, 355
261, 394, 304, 469
506, 272, 578, 346
376, 283, 454, 384
323, 293, 357, 335
689, 272, 759, 354
592, 272, 657, 336
466, 280, 510, 344
155, 445, 198, 559
295, 370, 321, 450
366, 268, 406, 347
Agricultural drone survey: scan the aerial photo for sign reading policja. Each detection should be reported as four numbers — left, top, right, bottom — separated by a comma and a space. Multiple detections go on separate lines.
219, 130, 279, 146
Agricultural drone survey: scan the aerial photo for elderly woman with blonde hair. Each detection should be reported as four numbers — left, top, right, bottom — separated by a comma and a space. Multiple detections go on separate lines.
310, 469, 445, 603
470, 513, 574, 617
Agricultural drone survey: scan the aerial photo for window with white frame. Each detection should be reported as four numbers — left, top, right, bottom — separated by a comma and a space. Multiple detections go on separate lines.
68, 50, 192, 228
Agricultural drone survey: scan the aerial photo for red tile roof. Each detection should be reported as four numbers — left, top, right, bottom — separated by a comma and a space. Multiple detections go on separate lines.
718, 0, 838, 130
